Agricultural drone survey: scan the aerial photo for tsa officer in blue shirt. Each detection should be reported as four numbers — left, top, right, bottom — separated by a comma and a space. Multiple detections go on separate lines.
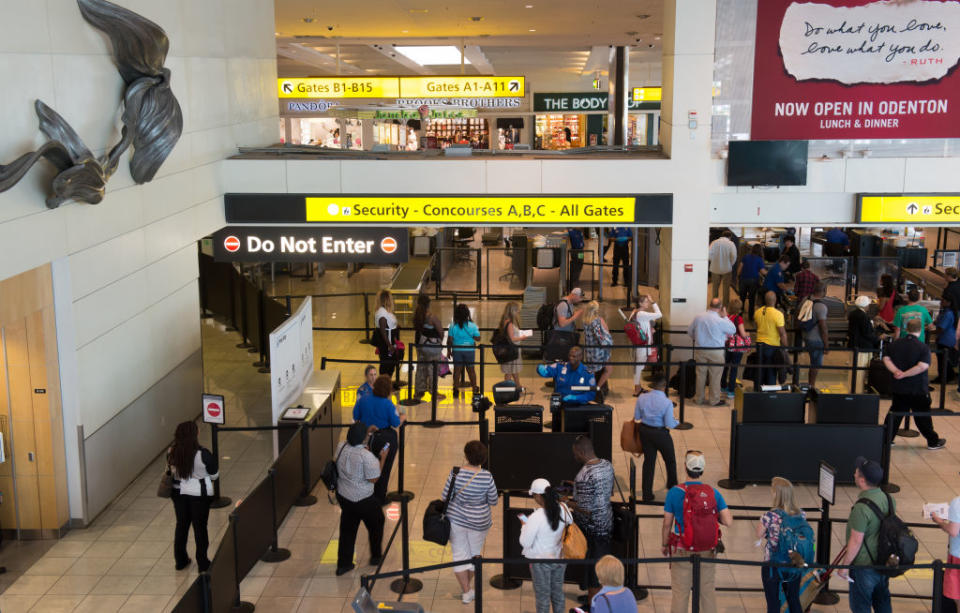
633, 376, 678, 502
568, 228, 586, 287
354, 365, 378, 412
604, 227, 632, 287
537, 346, 597, 405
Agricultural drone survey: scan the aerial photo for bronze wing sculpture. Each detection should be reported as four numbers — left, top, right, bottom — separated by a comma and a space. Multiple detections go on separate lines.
0, 0, 183, 208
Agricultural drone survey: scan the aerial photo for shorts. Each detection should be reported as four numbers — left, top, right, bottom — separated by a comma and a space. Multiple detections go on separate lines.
946, 555, 960, 600
500, 356, 522, 375
805, 339, 824, 368
453, 350, 476, 366
449, 523, 488, 572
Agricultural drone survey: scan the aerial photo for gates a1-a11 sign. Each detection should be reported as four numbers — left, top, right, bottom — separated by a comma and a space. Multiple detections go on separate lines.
751, 0, 960, 140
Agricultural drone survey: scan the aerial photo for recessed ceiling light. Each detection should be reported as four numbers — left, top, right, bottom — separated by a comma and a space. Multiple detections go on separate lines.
394, 45, 470, 65
525, 4, 534, 7
301, 17, 314, 23
528, 28, 536, 32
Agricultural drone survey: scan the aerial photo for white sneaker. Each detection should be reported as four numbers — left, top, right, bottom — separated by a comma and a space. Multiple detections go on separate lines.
461, 589, 475, 604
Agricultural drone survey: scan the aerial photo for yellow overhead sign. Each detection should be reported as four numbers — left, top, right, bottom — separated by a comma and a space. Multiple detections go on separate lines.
858, 194, 960, 223
399, 76, 525, 98
277, 77, 400, 99
632, 87, 662, 102
305, 196, 634, 225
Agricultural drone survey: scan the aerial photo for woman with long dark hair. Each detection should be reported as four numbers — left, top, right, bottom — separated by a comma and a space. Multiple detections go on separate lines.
448, 303, 480, 398
168, 421, 218, 571
413, 294, 443, 401
519, 478, 572, 613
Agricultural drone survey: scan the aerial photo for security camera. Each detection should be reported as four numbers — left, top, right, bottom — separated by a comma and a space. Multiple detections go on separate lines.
327, 25, 334, 31
648, 43, 654, 48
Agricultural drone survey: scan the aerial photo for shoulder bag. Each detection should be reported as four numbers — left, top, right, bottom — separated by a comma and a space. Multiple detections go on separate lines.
424, 467, 477, 546
620, 419, 643, 457
157, 467, 174, 498
561, 506, 588, 559
320, 442, 347, 492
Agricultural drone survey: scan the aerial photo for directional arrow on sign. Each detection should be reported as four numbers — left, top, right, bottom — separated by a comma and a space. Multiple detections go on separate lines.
508, 80, 520, 92
906, 203, 918, 215
282, 82, 293, 94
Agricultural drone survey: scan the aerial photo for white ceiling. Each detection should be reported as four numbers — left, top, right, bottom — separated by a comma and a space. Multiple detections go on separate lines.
273, 0, 665, 88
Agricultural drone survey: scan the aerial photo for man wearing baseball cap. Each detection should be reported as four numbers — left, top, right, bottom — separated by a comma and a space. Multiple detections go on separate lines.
838, 457, 895, 612
662, 451, 733, 613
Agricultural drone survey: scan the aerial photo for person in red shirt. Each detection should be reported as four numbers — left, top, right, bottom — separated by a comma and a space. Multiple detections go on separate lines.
792, 260, 820, 302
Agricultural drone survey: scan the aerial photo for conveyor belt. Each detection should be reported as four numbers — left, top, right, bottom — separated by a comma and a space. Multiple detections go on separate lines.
389, 256, 433, 317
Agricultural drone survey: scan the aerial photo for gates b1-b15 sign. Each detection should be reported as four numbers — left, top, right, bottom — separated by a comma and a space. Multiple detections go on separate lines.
213, 227, 408, 263
751, 0, 960, 140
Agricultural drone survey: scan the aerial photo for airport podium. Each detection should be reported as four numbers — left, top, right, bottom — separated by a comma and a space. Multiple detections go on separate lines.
809, 392, 879, 425
734, 386, 805, 424
559, 404, 613, 460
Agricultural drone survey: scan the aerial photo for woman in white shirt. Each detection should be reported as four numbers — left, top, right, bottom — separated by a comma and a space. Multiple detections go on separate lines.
167, 421, 219, 572
629, 295, 662, 396
374, 289, 400, 382
520, 478, 572, 613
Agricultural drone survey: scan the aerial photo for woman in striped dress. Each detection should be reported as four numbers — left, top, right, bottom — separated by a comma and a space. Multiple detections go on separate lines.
441, 440, 499, 604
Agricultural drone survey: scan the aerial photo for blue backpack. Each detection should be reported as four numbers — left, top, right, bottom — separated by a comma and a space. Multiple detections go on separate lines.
770, 511, 815, 580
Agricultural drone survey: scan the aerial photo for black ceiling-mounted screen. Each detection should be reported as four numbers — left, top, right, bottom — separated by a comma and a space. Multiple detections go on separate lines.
727, 140, 808, 187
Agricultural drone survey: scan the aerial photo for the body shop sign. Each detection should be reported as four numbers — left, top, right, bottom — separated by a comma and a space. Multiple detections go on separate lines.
751, 0, 960, 140
213, 226, 408, 263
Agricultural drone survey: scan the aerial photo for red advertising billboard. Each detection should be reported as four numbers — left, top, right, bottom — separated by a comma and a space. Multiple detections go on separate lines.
751, 0, 960, 140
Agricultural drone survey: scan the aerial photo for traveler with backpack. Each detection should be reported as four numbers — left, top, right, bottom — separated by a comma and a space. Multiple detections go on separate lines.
494, 302, 525, 388
756, 477, 814, 613
413, 294, 444, 402
930, 490, 960, 608
539, 288, 584, 362
627, 294, 662, 396
334, 422, 387, 576
838, 456, 917, 613
519, 478, 573, 613
796, 282, 829, 388
791, 259, 820, 302
554, 288, 585, 333
662, 451, 733, 613
882, 318, 946, 450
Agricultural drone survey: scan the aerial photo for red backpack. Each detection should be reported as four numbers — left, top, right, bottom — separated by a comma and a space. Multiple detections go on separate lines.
678, 483, 720, 552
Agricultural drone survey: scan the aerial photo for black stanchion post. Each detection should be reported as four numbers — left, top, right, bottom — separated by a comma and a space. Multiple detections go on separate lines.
478, 394, 489, 448
755, 347, 763, 392
675, 358, 692, 430
479, 346, 486, 398
320, 357, 327, 370
939, 347, 948, 410
424, 364, 444, 428
663, 345, 672, 389
933, 559, 944, 613
691, 555, 702, 613
881, 417, 901, 494
360, 293, 372, 344
294, 426, 317, 506
625, 459, 648, 600
389, 495, 423, 594
813, 496, 839, 605
284, 295, 291, 315
260, 469, 292, 562
489, 491, 521, 589
386, 423, 414, 502
230, 513, 255, 612
718, 409, 744, 490
791, 347, 800, 388
850, 349, 858, 394
473, 555, 483, 613
399, 348, 419, 407
209, 423, 232, 509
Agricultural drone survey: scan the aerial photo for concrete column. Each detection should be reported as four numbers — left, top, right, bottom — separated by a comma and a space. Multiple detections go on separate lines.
657, 0, 718, 333
609, 47, 629, 147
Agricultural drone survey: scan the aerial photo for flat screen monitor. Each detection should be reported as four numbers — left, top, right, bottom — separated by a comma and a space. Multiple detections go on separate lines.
727, 140, 808, 186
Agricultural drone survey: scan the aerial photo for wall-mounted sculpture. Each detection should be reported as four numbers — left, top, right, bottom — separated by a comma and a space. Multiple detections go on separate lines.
0, 0, 183, 208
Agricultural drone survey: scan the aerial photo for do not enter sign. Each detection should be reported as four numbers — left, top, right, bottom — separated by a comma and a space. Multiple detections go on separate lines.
385, 503, 401, 521
202, 393, 225, 424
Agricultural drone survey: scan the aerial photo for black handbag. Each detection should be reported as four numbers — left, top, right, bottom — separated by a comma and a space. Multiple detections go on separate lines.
491, 328, 519, 364
423, 467, 461, 545
320, 443, 346, 492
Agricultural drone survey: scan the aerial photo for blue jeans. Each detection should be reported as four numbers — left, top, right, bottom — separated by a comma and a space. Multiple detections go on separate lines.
758, 344, 781, 386
761, 566, 802, 613
721, 351, 743, 393
849, 567, 891, 613
530, 561, 566, 613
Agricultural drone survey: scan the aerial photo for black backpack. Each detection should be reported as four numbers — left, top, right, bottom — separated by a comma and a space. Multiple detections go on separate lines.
537, 300, 569, 331
856, 492, 918, 577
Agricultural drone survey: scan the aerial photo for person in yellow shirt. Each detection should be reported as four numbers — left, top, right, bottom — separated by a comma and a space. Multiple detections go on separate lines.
754, 291, 788, 386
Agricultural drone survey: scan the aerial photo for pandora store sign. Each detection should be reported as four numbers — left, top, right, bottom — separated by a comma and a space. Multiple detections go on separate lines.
212, 226, 409, 263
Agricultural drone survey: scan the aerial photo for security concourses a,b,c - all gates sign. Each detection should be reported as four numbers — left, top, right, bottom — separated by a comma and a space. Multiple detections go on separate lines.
224, 194, 674, 226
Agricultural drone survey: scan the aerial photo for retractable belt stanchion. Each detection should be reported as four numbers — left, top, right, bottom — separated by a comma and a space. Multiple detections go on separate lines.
389, 491, 423, 595
625, 459, 649, 601
209, 423, 232, 509
489, 491, 521, 590
423, 364, 444, 428
881, 417, 901, 494
386, 423, 414, 503
675, 354, 693, 430
294, 426, 317, 506
718, 408, 744, 490
813, 496, 839, 605
938, 347, 948, 411
360, 293, 372, 344
690, 555, 702, 613
472, 556, 484, 613
399, 349, 419, 407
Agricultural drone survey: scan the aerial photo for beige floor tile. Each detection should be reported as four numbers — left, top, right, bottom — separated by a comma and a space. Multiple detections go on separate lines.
253, 596, 302, 613
27, 595, 87, 612
117, 594, 172, 612
296, 596, 346, 612
90, 575, 142, 596
0, 593, 40, 613
63, 556, 116, 576
45, 574, 101, 596
24, 557, 77, 576
132, 574, 185, 596
106, 557, 157, 576
5, 574, 60, 595
72, 594, 128, 613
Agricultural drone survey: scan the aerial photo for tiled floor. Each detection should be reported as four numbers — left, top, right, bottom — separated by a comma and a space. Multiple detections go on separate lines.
2, 261, 959, 612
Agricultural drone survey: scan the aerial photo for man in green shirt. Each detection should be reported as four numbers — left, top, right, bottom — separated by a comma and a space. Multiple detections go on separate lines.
892, 288, 934, 343
838, 457, 894, 613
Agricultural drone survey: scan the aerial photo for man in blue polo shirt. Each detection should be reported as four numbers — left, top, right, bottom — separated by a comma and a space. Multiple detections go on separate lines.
604, 227, 632, 288
537, 345, 596, 405
662, 452, 733, 613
